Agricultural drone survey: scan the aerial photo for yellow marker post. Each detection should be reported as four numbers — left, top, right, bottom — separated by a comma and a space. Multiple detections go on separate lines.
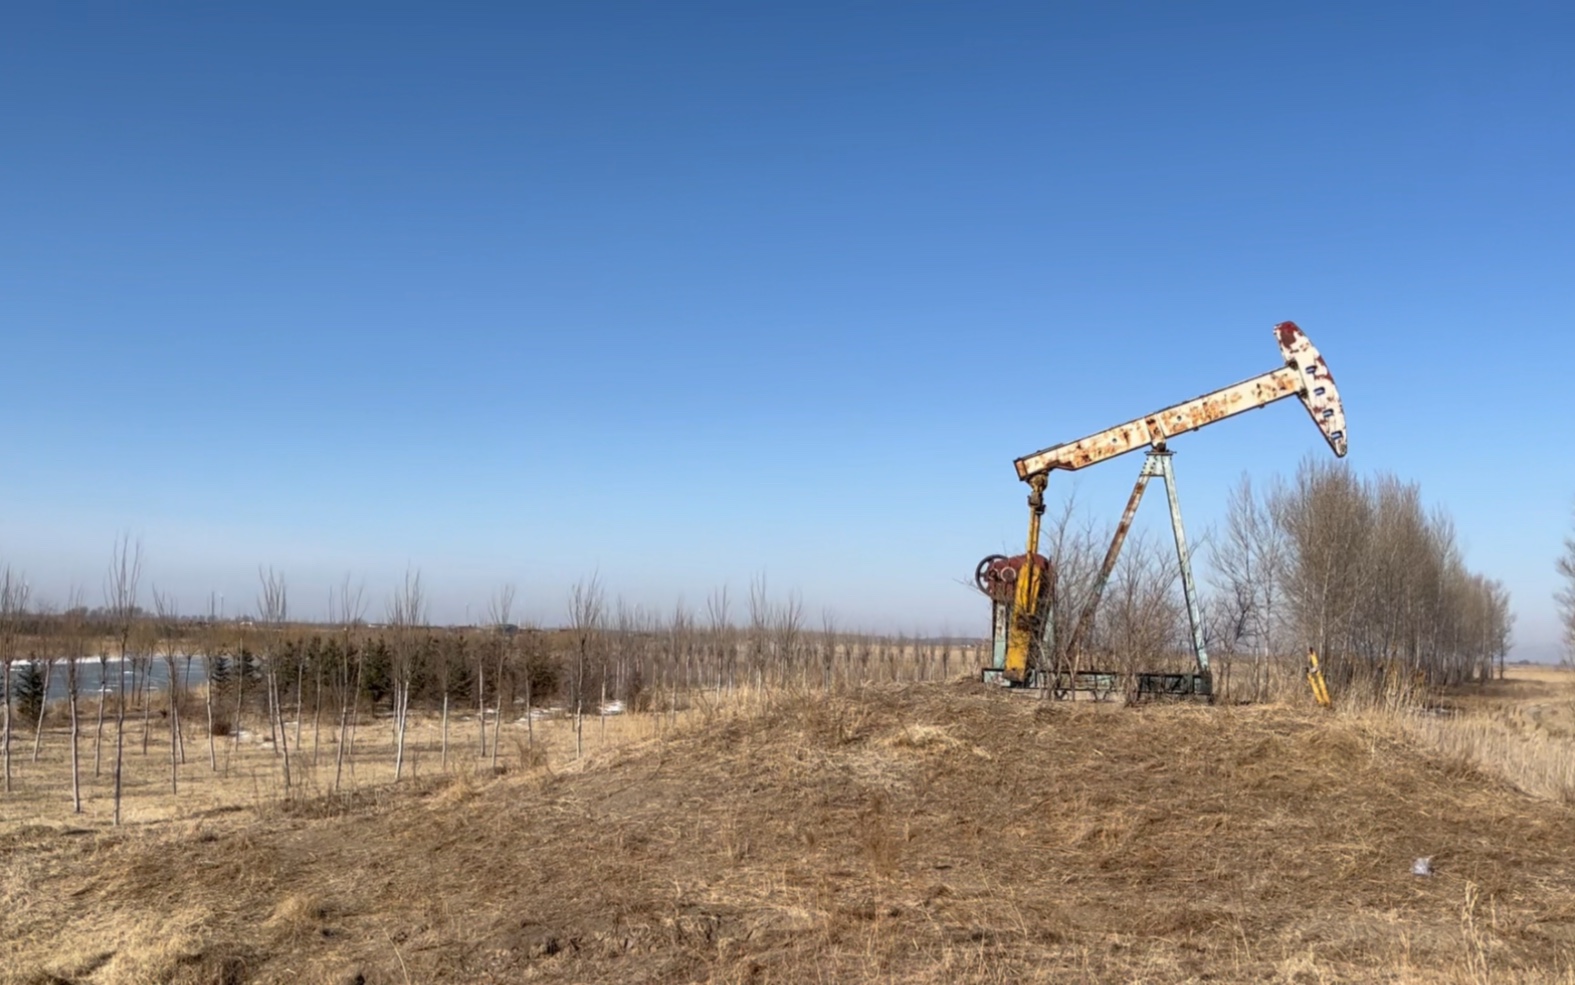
1306, 648, 1332, 708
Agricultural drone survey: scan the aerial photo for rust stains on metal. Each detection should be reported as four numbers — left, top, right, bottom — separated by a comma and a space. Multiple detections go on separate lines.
974, 553, 1053, 605
1275, 320, 1303, 351
1012, 321, 1348, 480
1275, 321, 1347, 458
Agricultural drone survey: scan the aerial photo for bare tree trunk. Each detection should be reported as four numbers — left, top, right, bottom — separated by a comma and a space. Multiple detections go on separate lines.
204, 653, 217, 772
0, 569, 27, 794
341, 644, 365, 789
166, 656, 180, 796
333, 642, 356, 790
33, 657, 53, 762
263, 659, 279, 757
334, 700, 350, 791
93, 656, 107, 777
332, 576, 366, 794
492, 648, 508, 772
273, 667, 292, 792
139, 655, 152, 756
520, 673, 530, 751
232, 653, 245, 760
476, 660, 486, 759
112, 637, 127, 827
179, 652, 194, 765
311, 660, 323, 768
387, 570, 425, 783
2, 659, 12, 795
440, 692, 449, 772
482, 585, 514, 769
393, 678, 409, 780
68, 664, 81, 814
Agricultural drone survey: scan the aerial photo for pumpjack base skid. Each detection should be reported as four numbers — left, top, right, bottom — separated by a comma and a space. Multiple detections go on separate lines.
979, 667, 1212, 703
1129, 672, 1212, 702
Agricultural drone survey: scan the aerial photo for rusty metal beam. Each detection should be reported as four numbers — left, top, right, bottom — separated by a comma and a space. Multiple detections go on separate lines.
1013, 322, 1346, 481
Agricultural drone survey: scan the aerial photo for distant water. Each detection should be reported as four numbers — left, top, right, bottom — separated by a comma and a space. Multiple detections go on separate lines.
4, 656, 214, 702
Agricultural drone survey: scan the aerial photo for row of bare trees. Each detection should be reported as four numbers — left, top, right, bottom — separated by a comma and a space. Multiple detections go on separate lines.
1209, 459, 1512, 697
0, 546, 983, 824
1013, 458, 1514, 701
1, 459, 1521, 822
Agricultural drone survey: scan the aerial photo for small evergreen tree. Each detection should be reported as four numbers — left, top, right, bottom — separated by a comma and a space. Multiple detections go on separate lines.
238, 646, 262, 687
15, 660, 46, 727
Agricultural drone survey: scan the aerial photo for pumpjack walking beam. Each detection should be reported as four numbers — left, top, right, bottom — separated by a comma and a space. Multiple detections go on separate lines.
998, 322, 1347, 685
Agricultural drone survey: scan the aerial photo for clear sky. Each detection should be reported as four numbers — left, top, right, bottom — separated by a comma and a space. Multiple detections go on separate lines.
3, 4, 1572, 651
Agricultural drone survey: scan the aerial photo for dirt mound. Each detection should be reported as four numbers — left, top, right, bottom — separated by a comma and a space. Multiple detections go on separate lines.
5, 682, 1575, 983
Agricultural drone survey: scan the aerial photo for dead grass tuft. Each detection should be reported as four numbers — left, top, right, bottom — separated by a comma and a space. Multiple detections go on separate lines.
884, 723, 963, 750
431, 769, 477, 807
265, 893, 338, 938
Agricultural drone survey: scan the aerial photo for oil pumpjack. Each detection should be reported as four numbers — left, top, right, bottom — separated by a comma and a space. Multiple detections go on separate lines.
977, 322, 1348, 699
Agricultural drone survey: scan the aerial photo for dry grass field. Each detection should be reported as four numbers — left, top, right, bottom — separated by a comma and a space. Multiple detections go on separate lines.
0, 701, 694, 835
5, 671, 1575, 983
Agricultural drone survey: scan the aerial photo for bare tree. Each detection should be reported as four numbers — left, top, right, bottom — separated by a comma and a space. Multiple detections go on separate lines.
1259, 456, 1513, 695
152, 589, 182, 795
668, 598, 694, 724
706, 585, 732, 694
1208, 475, 1288, 701
1034, 495, 1106, 679
1097, 534, 1185, 679
747, 573, 771, 691
0, 566, 29, 794
481, 579, 519, 765
509, 626, 527, 766
1559, 506, 1575, 667
567, 575, 604, 760
62, 588, 88, 813
819, 610, 839, 690
31, 601, 57, 763
332, 574, 367, 794
105, 534, 144, 826
481, 584, 515, 761
776, 589, 805, 688
438, 633, 462, 772
202, 593, 221, 771
1272, 460, 1373, 670
257, 567, 291, 792
387, 568, 426, 780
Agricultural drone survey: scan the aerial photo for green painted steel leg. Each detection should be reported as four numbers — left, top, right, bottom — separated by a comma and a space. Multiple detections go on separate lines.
1152, 449, 1209, 675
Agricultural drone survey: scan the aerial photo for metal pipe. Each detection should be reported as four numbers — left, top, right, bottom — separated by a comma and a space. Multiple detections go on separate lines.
1003, 474, 1047, 683
1153, 450, 1209, 675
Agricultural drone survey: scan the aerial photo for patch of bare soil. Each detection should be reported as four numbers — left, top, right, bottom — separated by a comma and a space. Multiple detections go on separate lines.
5, 682, 1575, 983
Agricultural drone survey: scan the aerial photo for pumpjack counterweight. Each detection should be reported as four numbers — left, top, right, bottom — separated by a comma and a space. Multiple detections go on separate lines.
980, 321, 1348, 695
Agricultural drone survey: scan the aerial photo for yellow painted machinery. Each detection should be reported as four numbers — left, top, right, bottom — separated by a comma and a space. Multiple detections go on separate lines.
1306, 649, 1332, 708
979, 322, 1348, 696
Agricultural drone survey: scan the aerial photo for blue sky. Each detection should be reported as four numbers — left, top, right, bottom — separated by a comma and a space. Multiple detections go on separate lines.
2, 3, 1571, 651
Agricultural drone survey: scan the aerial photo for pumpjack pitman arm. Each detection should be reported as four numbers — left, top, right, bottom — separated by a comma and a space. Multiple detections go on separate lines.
1000, 322, 1347, 683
